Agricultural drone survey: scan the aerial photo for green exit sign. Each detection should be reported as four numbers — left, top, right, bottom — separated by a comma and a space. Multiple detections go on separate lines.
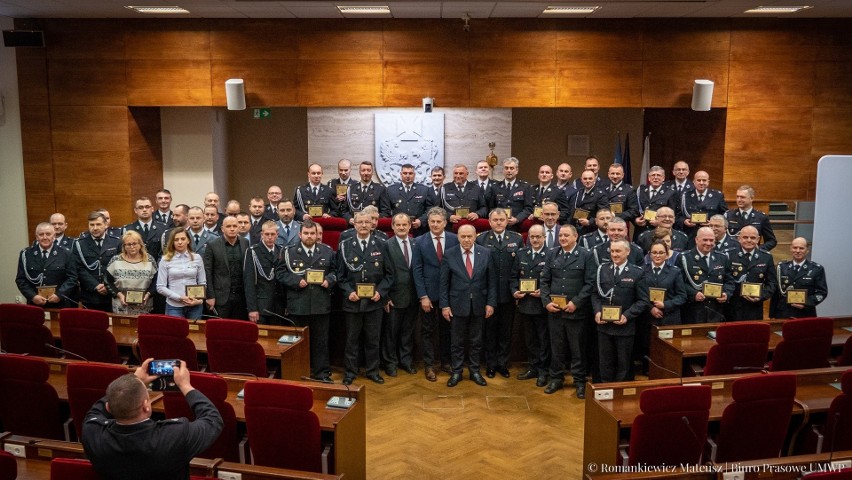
253, 108, 271, 119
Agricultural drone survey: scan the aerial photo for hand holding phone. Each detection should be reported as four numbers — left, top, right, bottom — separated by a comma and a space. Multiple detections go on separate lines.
147, 359, 180, 377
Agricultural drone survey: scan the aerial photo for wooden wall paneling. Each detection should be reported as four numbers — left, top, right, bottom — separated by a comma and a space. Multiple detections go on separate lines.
209, 20, 299, 61
22, 150, 57, 236
382, 20, 469, 63
727, 60, 815, 108
556, 61, 643, 107
123, 20, 211, 60
50, 106, 130, 152
211, 60, 299, 107
815, 19, 852, 62
55, 193, 135, 236
43, 19, 125, 60
297, 61, 384, 106
15, 51, 49, 106
126, 59, 213, 106
642, 19, 731, 61
47, 60, 127, 106
297, 20, 384, 62
384, 60, 470, 107
128, 107, 164, 201
729, 19, 819, 63
814, 62, 852, 107
642, 61, 729, 108
19, 107, 52, 153
811, 107, 852, 157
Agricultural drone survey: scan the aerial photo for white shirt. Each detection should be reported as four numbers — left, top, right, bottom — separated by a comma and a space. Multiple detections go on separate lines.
396, 236, 411, 265
462, 246, 475, 270
431, 233, 445, 251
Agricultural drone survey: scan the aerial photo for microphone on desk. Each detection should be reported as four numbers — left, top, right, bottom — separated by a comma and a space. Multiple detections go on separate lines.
644, 355, 683, 385
263, 309, 297, 327
61, 295, 86, 308
44, 343, 88, 362
211, 372, 259, 379
300, 375, 334, 385
731, 365, 768, 374
681, 416, 704, 462
702, 302, 726, 323
301, 375, 354, 407
827, 411, 841, 464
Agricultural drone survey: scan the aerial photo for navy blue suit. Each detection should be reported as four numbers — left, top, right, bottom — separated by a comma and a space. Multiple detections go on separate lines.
412, 231, 458, 367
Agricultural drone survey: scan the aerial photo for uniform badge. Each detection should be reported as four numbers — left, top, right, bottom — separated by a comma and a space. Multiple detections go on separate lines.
694, 254, 699, 260
694, 275, 700, 280
697, 270, 703, 275
374, 261, 380, 267
759, 273, 764, 278
784, 279, 789, 284
738, 266, 743, 271
353, 257, 358, 262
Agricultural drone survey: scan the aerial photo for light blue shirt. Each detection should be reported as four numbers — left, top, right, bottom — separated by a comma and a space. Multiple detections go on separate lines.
156, 251, 206, 307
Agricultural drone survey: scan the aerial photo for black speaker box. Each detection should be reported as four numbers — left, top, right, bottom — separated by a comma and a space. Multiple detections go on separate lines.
3, 30, 44, 47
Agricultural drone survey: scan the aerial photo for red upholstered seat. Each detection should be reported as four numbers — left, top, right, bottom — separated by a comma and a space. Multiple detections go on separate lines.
802, 468, 852, 480
0, 303, 55, 357
627, 385, 711, 466
205, 319, 267, 377
323, 230, 342, 251
519, 218, 540, 234
59, 308, 120, 364
67, 363, 128, 439
314, 217, 348, 231
704, 321, 770, 376
244, 381, 326, 473
711, 373, 797, 462
838, 335, 852, 367
376, 217, 393, 237
50, 458, 99, 480
821, 369, 852, 453
137, 314, 198, 371
0, 451, 15, 480
770, 317, 834, 371
163, 372, 241, 462
452, 218, 491, 234
0, 354, 64, 439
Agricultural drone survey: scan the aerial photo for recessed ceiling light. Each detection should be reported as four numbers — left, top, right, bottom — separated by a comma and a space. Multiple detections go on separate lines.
542, 6, 601, 15
125, 6, 190, 14
744, 5, 812, 13
337, 5, 392, 14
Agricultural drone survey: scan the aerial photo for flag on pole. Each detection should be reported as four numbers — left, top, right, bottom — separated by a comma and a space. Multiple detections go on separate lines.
640, 134, 650, 185
622, 133, 633, 185
614, 132, 623, 166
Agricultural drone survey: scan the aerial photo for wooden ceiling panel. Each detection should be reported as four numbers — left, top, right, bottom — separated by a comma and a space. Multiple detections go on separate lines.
384, 60, 470, 107
556, 61, 643, 107
126, 60, 213, 106
642, 61, 729, 108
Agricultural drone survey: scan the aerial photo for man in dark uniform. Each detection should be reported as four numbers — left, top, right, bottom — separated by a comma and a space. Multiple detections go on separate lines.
476, 208, 524, 379
636, 207, 688, 253
244, 221, 285, 325
725, 225, 777, 321
187, 207, 215, 255
203, 216, 250, 320
676, 170, 727, 244
440, 224, 497, 387
709, 215, 739, 256
339, 205, 389, 243
328, 159, 357, 218
17, 222, 78, 308
442, 164, 487, 224
474, 160, 495, 203
263, 185, 283, 221
382, 213, 419, 377
591, 217, 644, 267
604, 163, 637, 224
664, 161, 694, 196
427, 166, 445, 206
276, 219, 337, 382
294, 163, 338, 220
512, 225, 550, 388
93, 209, 123, 239
571, 169, 610, 235
123, 197, 167, 261
74, 211, 121, 311
337, 211, 394, 385
275, 200, 301, 248
592, 239, 650, 383
82, 359, 223, 480
247, 196, 268, 244
382, 163, 433, 236
554, 163, 576, 196
488, 157, 533, 231
632, 166, 678, 241
771, 237, 828, 318
153, 189, 174, 226
581, 208, 612, 251
532, 165, 570, 223
680, 227, 731, 324
571, 156, 607, 191
343, 161, 389, 223
540, 224, 595, 397
49, 213, 75, 250
724, 185, 777, 251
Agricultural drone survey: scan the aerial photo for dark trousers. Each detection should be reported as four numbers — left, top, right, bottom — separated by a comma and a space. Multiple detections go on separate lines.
83, 298, 112, 312
585, 317, 601, 383
450, 313, 484, 374
726, 297, 764, 321
212, 292, 248, 320
344, 309, 382, 378
484, 301, 515, 369
549, 315, 586, 384
382, 303, 417, 370
521, 312, 550, 374
683, 300, 725, 324
151, 292, 166, 314
598, 332, 634, 383
291, 314, 330, 378
420, 305, 451, 367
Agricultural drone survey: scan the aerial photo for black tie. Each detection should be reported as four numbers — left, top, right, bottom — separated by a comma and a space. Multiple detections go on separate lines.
308, 250, 313, 259
698, 194, 704, 202
143, 224, 149, 235
497, 235, 502, 246
285, 225, 290, 238
361, 240, 367, 252
677, 185, 683, 193
613, 265, 620, 279
313, 187, 318, 197
95, 239, 102, 249
793, 264, 800, 273
481, 182, 486, 190
43, 249, 49, 260
194, 234, 200, 244
654, 267, 661, 276
649, 189, 656, 200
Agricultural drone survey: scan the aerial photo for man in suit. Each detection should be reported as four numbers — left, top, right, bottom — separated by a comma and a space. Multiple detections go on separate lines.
244, 221, 285, 325
382, 213, 419, 377
532, 165, 570, 223
49, 212, 75, 250
382, 163, 433, 236
709, 215, 739, 256
771, 237, 828, 319
664, 161, 694, 196
328, 158, 357, 218
94, 209, 123, 239
581, 208, 612, 251
202, 216, 250, 320
725, 225, 777, 321
512, 225, 550, 387
154, 189, 173, 226
488, 157, 533, 230
343, 161, 389, 223
442, 164, 487, 224
17, 222, 78, 308
474, 160, 495, 199
632, 166, 679, 241
676, 170, 727, 244
539, 224, 596, 396
604, 163, 638, 223
74, 211, 121, 311
539, 201, 561, 249
592, 217, 644, 267
427, 166, 445, 203
724, 185, 777, 251
571, 156, 607, 191
275, 200, 301, 248
592, 239, 650, 383
123, 197, 167, 261
294, 163, 337, 220
440, 224, 498, 387
680, 227, 731, 324
263, 186, 283, 221
412, 207, 457, 381
337, 211, 394, 385
477, 208, 524, 378
276, 219, 337, 382
571, 169, 610, 235
186, 207, 215, 255
247, 196, 268, 244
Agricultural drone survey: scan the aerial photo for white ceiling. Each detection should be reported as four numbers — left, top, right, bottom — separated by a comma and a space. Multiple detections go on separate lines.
1, 0, 851, 19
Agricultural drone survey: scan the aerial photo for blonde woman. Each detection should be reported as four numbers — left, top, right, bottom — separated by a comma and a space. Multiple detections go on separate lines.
105, 230, 158, 315
157, 229, 206, 319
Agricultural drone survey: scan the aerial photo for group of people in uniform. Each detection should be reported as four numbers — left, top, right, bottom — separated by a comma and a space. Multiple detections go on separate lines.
16, 156, 828, 396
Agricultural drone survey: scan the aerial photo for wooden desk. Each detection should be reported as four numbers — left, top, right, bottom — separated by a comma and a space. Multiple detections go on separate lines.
649, 316, 852, 379
45, 313, 311, 381
582, 366, 851, 476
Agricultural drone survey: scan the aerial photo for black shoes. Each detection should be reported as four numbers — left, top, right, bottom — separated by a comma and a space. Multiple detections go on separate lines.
401, 365, 417, 375
576, 383, 586, 399
385, 367, 398, 377
342, 376, 355, 386
497, 366, 510, 378
517, 369, 538, 380
486, 368, 496, 378
447, 373, 462, 387
470, 372, 487, 386
544, 380, 564, 394
535, 376, 548, 388
367, 374, 385, 384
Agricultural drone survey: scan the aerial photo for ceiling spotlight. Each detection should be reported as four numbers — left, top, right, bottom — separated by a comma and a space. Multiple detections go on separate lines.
541, 6, 601, 15
744, 5, 812, 13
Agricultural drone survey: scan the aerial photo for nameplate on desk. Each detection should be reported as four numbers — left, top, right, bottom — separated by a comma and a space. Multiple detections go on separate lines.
658, 329, 673, 339
702, 282, 723, 298
601, 305, 622, 322
609, 202, 623, 215
649, 287, 666, 303
336, 184, 349, 196
37, 448, 54, 458
690, 212, 708, 224
327, 396, 356, 409
454, 207, 470, 218
741, 282, 762, 298
278, 334, 300, 344
572, 208, 590, 221
550, 295, 567, 308
643, 209, 657, 222
118, 317, 132, 326
306, 269, 325, 284
357, 283, 376, 298
308, 205, 324, 217
189, 323, 200, 331
786, 289, 807, 304
37, 285, 56, 298
519, 279, 538, 293
50, 363, 63, 372
681, 328, 692, 336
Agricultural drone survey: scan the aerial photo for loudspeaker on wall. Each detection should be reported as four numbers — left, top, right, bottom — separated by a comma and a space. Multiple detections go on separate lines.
225, 79, 246, 111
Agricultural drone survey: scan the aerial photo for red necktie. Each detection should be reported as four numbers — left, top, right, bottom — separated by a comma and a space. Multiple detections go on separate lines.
465, 250, 473, 278
435, 236, 443, 262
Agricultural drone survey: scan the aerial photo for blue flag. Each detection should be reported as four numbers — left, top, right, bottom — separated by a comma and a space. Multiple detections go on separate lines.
614, 132, 623, 166
622, 133, 633, 185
